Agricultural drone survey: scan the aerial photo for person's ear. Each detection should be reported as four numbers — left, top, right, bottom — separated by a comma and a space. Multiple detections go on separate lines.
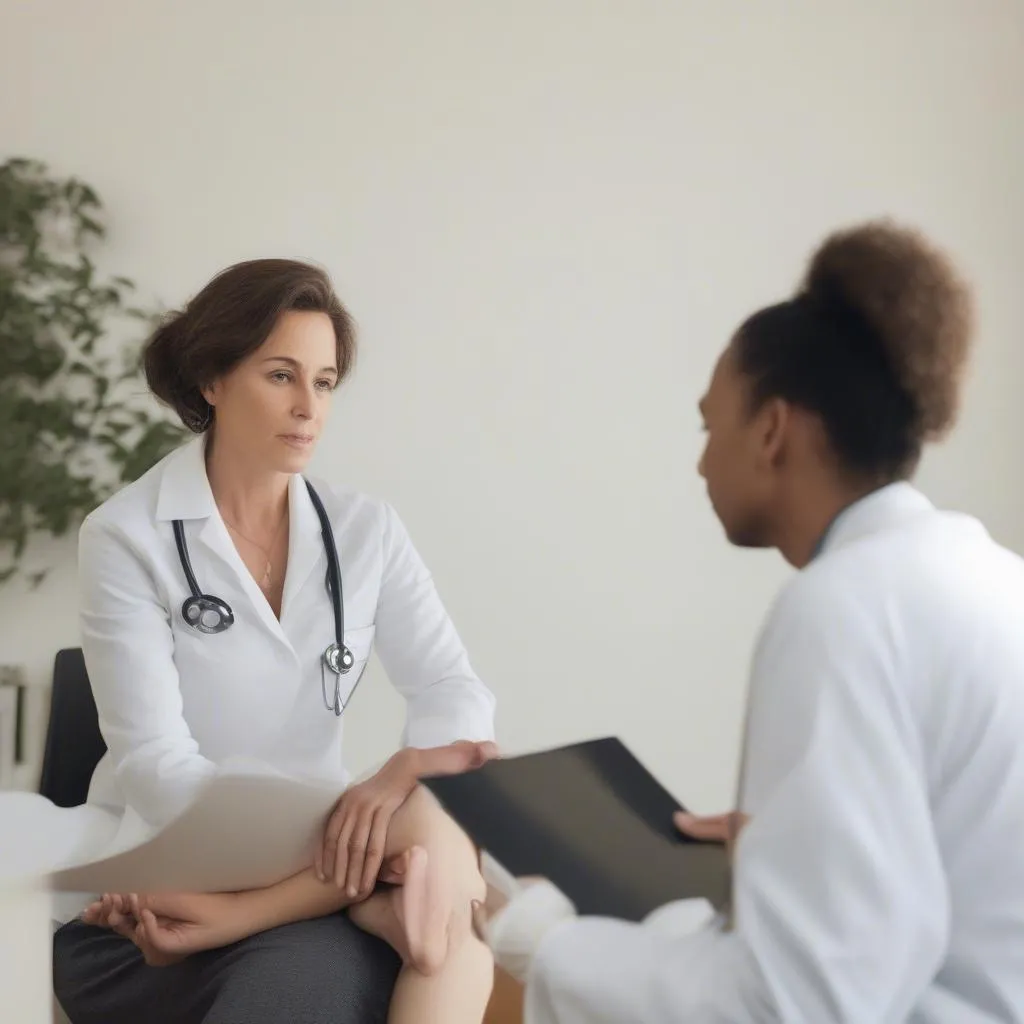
201, 380, 219, 408
755, 397, 790, 469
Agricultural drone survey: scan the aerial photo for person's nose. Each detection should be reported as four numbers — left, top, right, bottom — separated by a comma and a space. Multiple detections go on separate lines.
293, 382, 317, 421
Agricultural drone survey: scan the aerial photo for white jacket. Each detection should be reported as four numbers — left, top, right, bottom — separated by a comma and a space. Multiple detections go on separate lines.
78, 436, 496, 850
520, 483, 1024, 1022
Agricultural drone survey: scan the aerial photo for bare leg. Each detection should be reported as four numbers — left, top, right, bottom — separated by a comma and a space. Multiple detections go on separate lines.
387, 921, 494, 1024
348, 785, 493, 1023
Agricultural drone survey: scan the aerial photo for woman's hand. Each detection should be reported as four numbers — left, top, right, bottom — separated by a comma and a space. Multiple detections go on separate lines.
81, 893, 180, 966
81, 893, 141, 945
130, 891, 243, 960
318, 740, 498, 898
82, 890, 243, 966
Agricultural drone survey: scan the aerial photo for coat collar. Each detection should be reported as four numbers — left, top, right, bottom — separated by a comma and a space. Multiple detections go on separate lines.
155, 435, 332, 644
155, 435, 216, 522
817, 481, 935, 558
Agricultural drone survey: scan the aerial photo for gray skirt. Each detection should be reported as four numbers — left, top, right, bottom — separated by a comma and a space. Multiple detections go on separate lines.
53, 912, 401, 1024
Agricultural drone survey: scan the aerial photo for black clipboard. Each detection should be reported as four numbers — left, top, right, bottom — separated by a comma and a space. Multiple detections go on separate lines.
421, 736, 730, 922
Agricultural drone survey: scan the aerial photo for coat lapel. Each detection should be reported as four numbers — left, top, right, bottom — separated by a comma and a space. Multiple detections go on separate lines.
155, 436, 292, 650
280, 474, 329, 627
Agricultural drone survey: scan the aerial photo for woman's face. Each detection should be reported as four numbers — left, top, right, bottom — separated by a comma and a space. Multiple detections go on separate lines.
697, 342, 780, 549
202, 310, 340, 473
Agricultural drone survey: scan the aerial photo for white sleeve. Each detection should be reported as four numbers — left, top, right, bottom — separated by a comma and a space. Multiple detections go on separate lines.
372, 502, 496, 748
79, 516, 216, 829
523, 574, 946, 1023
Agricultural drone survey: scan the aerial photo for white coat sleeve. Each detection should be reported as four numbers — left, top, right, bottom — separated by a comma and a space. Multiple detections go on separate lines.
78, 515, 217, 829
522, 572, 947, 1023
372, 502, 496, 748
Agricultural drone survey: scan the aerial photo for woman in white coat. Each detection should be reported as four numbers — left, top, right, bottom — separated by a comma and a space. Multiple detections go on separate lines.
53, 258, 499, 1024
479, 221, 1024, 1021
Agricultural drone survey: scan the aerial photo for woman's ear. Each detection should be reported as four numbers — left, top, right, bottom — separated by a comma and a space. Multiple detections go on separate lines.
757, 397, 790, 469
200, 381, 218, 407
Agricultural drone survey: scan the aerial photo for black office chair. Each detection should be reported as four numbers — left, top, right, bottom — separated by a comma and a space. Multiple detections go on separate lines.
38, 647, 107, 808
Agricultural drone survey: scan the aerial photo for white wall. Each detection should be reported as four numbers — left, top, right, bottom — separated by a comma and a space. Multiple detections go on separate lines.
1, 0, 1022, 815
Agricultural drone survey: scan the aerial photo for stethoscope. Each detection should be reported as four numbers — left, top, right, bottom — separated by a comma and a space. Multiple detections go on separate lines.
171, 479, 358, 716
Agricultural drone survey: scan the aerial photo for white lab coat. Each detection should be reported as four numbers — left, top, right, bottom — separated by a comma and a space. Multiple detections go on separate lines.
77, 435, 496, 856
520, 483, 1024, 1022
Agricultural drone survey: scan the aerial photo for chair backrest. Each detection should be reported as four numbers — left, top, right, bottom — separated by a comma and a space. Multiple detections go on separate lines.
38, 647, 107, 808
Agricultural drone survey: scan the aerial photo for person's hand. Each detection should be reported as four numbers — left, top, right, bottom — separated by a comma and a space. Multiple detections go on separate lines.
82, 891, 242, 966
470, 876, 576, 982
81, 893, 138, 944
80, 892, 188, 966
673, 810, 749, 859
318, 740, 498, 897
470, 878, 515, 939
129, 891, 242, 963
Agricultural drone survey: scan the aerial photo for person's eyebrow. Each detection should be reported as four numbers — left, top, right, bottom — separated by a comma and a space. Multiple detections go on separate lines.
262, 356, 338, 375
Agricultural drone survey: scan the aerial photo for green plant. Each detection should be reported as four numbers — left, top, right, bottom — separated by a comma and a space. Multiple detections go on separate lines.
0, 157, 185, 584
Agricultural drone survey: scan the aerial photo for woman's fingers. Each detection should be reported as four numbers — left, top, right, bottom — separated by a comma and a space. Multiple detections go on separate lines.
321, 797, 350, 884
416, 741, 499, 778
139, 908, 171, 950
360, 805, 394, 895
313, 838, 324, 882
332, 802, 358, 890
81, 901, 102, 926
107, 904, 136, 942
344, 805, 375, 897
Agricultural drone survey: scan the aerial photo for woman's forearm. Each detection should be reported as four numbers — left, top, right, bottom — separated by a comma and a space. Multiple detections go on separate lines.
227, 867, 355, 939
222, 783, 478, 944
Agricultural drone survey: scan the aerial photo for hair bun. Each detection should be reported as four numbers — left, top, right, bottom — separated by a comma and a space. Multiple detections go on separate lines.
143, 309, 211, 433
800, 219, 974, 439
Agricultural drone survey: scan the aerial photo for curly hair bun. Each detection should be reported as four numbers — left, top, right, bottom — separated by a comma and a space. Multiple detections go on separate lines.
801, 219, 974, 440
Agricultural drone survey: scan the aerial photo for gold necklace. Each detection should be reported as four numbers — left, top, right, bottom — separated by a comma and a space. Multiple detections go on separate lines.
222, 511, 288, 591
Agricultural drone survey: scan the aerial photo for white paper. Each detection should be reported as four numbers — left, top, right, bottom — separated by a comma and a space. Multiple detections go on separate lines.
1, 765, 343, 895
0, 792, 120, 883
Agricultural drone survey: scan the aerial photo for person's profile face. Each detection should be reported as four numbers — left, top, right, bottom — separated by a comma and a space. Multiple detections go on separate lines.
203, 310, 340, 472
697, 342, 776, 549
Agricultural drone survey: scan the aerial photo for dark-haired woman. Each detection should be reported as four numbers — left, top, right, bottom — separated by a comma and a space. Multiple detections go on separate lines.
52, 259, 498, 1024
478, 221, 1024, 1022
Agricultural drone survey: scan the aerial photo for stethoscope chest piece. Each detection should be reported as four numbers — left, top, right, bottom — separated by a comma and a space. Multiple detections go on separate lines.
323, 642, 354, 675
181, 594, 234, 634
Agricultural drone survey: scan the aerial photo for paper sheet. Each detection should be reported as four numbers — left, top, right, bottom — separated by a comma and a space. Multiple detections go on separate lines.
1, 768, 343, 895
0, 793, 119, 884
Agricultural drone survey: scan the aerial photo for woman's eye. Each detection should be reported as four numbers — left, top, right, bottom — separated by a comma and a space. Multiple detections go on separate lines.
315, 378, 336, 391
270, 371, 291, 383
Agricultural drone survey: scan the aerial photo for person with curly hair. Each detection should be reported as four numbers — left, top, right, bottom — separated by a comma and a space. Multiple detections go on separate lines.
478, 221, 1024, 1022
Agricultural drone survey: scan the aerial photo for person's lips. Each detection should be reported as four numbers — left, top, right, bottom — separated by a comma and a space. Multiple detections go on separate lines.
279, 433, 315, 448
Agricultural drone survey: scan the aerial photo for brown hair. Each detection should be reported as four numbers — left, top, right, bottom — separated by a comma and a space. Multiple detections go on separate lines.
735, 219, 974, 480
143, 258, 356, 432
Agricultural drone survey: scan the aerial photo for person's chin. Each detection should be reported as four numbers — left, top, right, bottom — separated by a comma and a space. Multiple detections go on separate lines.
273, 434, 317, 470
725, 522, 772, 549
718, 510, 771, 549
